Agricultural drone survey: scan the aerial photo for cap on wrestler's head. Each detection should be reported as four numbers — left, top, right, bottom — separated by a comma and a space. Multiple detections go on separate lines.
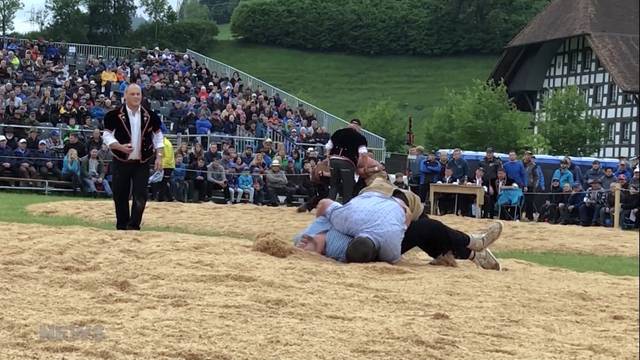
346, 236, 377, 263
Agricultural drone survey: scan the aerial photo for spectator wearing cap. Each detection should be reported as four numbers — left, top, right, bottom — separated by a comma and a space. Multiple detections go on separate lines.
578, 178, 606, 226
34, 139, 61, 180
265, 159, 293, 206
538, 178, 563, 224
558, 183, 584, 225
326, 118, 368, 203
419, 150, 441, 203
552, 159, 574, 189
614, 161, 632, 181
2, 127, 18, 149
0, 135, 15, 177
14, 138, 37, 180
582, 160, 604, 189
502, 150, 527, 189
631, 166, 640, 191
408, 146, 425, 196
258, 138, 276, 159
478, 147, 502, 195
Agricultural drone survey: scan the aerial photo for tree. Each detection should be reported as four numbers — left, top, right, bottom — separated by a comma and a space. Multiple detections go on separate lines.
357, 100, 406, 153
141, 0, 176, 40
537, 86, 603, 156
0, 0, 23, 38
85, 0, 135, 45
28, 6, 50, 32
424, 80, 533, 153
46, 0, 88, 42
201, 0, 239, 24
179, 0, 210, 21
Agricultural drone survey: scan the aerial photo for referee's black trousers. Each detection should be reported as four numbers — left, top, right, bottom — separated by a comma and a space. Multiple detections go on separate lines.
111, 159, 150, 230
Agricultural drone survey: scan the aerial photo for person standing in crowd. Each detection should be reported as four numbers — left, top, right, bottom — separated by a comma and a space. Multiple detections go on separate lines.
408, 146, 425, 197
326, 118, 368, 203
102, 84, 164, 231
582, 160, 604, 189
478, 147, 502, 218
552, 159, 574, 189
437, 151, 449, 180
152, 135, 175, 202
564, 156, 583, 186
523, 152, 544, 221
601, 167, 617, 190
503, 150, 527, 189
446, 148, 469, 182
419, 150, 441, 204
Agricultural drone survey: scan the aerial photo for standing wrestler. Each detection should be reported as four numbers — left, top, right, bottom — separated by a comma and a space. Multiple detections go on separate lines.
326, 118, 368, 203
102, 84, 163, 230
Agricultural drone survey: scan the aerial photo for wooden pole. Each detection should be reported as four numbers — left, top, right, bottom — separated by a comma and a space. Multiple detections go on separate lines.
613, 183, 621, 230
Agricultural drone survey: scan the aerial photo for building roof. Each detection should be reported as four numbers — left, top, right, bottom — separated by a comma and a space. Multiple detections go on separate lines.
491, 0, 639, 93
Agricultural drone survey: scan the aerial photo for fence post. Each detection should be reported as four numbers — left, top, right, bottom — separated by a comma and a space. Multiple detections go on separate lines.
613, 183, 621, 230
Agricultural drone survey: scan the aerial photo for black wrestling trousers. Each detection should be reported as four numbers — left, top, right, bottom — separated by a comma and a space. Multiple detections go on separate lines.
329, 158, 356, 203
111, 159, 150, 230
401, 215, 472, 260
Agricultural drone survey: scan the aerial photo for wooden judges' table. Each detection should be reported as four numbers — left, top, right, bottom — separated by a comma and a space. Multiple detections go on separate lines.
430, 183, 485, 219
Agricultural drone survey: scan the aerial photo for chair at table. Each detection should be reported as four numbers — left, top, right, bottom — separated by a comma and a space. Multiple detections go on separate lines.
497, 187, 524, 220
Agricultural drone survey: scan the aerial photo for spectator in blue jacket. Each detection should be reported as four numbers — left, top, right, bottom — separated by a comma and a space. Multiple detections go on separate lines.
237, 168, 255, 203
503, 151, 527, 188
446, 148, 469, 181
614, 161, 632, 181
171, 154, 189, 202
196, 111, 212, 135
564, 157, 583, 186
61, 148, 82, 194
419, 151, 441, 203
552, 159, 574, 189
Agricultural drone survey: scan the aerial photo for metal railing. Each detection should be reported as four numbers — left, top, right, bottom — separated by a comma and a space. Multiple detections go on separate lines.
186, 49, 387, 161
2, 36, 133, 60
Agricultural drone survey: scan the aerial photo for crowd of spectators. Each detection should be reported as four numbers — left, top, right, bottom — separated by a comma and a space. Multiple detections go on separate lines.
407, 147, 640, 230
0, 38, 332, 202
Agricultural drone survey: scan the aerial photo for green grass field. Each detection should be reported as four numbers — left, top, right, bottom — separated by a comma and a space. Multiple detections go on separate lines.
207, 40, 496, 144
1, 192, 636, 276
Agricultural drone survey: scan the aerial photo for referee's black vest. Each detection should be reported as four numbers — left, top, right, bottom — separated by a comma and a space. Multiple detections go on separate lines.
103, 105, 161, 163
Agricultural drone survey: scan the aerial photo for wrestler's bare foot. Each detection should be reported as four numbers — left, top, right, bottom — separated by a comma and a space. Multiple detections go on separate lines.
468, 221, 503, 251
315, 199, 334, 217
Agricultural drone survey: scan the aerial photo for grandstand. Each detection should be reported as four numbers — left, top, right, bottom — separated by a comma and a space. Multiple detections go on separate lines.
0, 37, 385, 199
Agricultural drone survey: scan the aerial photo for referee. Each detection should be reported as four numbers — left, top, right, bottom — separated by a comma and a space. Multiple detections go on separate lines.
102, 84, 163, 230
325, 118, 368, 203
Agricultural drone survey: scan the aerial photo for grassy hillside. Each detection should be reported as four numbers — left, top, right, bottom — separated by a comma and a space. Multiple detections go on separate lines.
207, 40, 496, 146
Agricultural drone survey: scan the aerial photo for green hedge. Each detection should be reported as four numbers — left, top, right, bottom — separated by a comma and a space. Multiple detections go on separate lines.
231, 0, 549, 55
128, 20, 219, 52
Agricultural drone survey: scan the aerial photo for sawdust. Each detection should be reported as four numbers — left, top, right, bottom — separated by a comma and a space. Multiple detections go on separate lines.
28, 200, 639, 256
0, 222, 637, 359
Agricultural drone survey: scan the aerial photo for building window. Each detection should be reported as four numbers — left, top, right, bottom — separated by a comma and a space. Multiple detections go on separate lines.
568, 50, 578, 73
593, 85, 604, 105
621, 122, 631, 142
582, 48, 592, 72
608, 84, 617, 105
607, 123, 615, 142
595, 56, 604, 70
623, 93, 635, 104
